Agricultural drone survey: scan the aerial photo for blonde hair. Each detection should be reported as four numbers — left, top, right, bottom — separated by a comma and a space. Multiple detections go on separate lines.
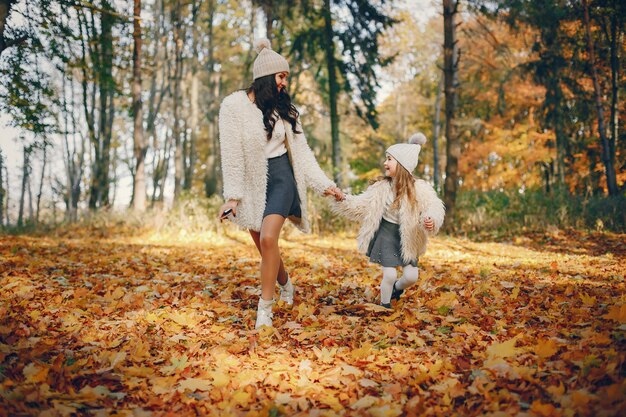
370, 162, 417, 210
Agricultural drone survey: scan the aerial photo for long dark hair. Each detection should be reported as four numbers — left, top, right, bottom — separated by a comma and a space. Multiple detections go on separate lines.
247, 74, 301, 140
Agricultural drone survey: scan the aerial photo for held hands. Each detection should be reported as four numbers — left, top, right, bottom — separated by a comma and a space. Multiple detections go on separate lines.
218, 200, 239, 222
423, 216, 435, 231
323, 186, 345, 201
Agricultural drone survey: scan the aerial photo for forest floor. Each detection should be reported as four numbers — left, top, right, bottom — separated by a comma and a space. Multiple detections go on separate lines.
1, 225, 625, 416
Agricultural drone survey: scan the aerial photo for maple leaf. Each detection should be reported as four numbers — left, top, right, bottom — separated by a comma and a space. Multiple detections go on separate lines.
530, 400, 560, 417
533, 338, 559, 359
602, 304, 626, 323
351, 395, 379, 409
486, 334, 523, 359
160, 355, 188, 375
177, 377, 213, 392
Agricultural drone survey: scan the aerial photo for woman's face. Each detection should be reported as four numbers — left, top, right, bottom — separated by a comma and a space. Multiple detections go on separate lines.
275, 72, 289, 93
384, 154, 398, 178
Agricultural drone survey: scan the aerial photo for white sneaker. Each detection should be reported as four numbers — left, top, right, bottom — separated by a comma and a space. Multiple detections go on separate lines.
255, 298, 274, 329
279, 275, 294, 305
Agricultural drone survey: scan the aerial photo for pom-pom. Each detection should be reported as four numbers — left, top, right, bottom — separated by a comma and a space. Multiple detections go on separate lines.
408, 132, 427, 146
254, 38, 272, 54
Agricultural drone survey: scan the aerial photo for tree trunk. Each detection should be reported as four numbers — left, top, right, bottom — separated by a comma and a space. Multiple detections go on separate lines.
583, 0, 618, 195
172, 0, 184, 200
322, 0, 342, 186
132, 0, 146, 211
3, 163, 8, 226
184, 2, 200, 191
18, 146, 30, 227
0, 148, 4, 227
262, 0, 274, 39
443, 0, 460, 231
608, 5, 620, 174
203, 0, 222, 198
36, 144, 47, 223
88, 2, 116, 209
433, 74, 444, 192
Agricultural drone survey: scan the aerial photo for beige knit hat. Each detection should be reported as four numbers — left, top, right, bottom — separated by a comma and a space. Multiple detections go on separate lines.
386, 133, 427, 173
252, 38, 290, 80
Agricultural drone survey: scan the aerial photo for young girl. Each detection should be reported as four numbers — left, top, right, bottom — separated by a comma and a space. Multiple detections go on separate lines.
334, 133, 445, 308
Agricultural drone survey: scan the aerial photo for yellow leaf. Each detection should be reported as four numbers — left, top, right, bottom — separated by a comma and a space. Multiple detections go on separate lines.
603, 304, 626, 323
547, 382, 565, 398
112, 287, 125, 300
319, 394, 343, 411
391, 363, 410, 378
350, 342, 373, 360
533, 339, 559, 359
579, 293, 596, 307
23, 363, 48, 383
486, 335, 523, 359
530, 400, 560, 417
511, 286, 520, 299
230, 390, 251, 407
210, 371, 230, 388
312, 346, 336, 364
350, 395, 379, 409
177, 378, 213, 392
426, 291, 459, 310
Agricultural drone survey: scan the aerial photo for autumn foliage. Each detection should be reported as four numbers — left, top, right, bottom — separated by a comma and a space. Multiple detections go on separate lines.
1, 225, 624, 416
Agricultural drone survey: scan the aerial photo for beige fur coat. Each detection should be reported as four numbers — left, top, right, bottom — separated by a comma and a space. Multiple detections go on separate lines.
334, 179, 445, 264
219, 90, 335, 232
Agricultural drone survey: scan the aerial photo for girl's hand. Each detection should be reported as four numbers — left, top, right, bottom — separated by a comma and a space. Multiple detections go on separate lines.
423, 216, 435, 231
324, 186, 345, 201
218, 200, 239, 221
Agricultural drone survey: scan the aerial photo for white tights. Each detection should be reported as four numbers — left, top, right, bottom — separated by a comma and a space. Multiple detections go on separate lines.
380, 265, 419, 304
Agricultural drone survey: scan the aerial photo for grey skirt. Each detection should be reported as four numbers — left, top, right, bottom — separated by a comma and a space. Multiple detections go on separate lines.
263, 152, 302, 219
366, 218, 417, 267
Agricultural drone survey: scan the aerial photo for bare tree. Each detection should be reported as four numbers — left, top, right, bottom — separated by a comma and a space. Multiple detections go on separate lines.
443, 0, 460, 230
0, 148, 4, 227
18, 145, 32, 227
582, 0, 618, 196
35, 143, 47, 223
132, 0, 147, 211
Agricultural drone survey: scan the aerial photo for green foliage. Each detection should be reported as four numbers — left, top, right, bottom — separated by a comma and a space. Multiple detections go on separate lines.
456, 188, 626, 235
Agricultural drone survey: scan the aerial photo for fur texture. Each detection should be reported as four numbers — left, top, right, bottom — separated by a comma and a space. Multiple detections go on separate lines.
333, 179, 445, 264
219, 90, 335, 232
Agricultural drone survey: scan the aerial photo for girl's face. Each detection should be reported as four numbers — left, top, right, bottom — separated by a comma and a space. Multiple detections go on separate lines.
275, 72, 289, 92
384, 154, 399, 177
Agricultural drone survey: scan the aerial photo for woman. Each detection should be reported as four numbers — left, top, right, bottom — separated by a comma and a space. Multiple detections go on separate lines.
218, 38, 343, 329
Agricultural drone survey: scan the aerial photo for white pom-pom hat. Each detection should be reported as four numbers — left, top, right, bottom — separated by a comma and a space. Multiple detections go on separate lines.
386, 132, 427, 173
252, 38, 290, 81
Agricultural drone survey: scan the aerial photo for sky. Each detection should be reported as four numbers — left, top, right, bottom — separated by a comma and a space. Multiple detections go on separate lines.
0, 0, 439, 220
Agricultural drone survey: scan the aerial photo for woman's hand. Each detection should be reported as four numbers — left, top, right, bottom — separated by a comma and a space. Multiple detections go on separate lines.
218, 200, 239, 221
323, 186, 345, 201
423, 216, 435, 231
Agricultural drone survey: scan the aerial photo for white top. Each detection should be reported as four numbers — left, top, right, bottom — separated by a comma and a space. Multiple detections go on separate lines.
382, 190, 400, 224
265, 117, 288, 158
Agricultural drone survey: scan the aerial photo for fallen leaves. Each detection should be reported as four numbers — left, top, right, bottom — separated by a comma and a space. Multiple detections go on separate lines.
0, 229, 624, 416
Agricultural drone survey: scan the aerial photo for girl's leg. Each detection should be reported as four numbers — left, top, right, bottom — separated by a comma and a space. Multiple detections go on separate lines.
395, 265, 419, 290
258, 214, 287, 300
380, 267, 397, 306
249, 230, 288, 285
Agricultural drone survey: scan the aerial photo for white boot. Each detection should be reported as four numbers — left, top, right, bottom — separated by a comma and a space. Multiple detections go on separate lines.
279, 274, 294, 305
255, 297, 274, 329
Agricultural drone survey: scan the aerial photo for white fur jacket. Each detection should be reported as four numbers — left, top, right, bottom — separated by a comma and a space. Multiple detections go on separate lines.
219, 90, 335, 232
334, 179, 445, 264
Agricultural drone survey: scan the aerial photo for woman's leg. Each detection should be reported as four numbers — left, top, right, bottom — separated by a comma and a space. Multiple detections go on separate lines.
249, 230, 288, 285
259, 214, 287, 300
